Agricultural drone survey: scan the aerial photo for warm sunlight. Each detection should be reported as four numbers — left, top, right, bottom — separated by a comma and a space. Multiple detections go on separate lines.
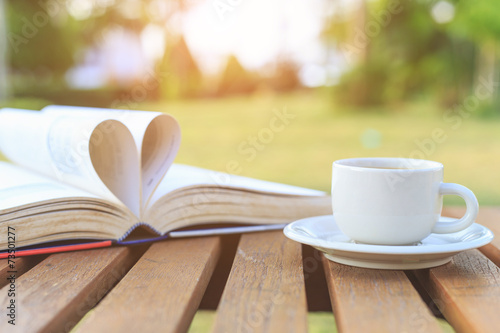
182, 0, 331, 74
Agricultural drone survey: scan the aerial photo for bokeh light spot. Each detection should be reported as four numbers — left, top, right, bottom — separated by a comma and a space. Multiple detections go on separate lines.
361, 128, 382, 149
431, 1, 455, 24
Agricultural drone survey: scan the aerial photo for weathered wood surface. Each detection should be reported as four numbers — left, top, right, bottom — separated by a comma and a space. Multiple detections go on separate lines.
414, 207, 500, 333
0, 207, 497, 332
413, 250, 500, 333
0, 246, 144, 333
0, 255, 45, 289
322, 256, 442, 333
73, 237, 221, 333
211, 231, 308, 333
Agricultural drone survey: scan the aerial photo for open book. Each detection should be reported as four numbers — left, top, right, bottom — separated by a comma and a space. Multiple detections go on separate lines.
0, 106, 331, 256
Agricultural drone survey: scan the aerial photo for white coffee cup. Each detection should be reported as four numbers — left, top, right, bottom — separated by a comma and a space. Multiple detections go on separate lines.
331, 157, 479, 245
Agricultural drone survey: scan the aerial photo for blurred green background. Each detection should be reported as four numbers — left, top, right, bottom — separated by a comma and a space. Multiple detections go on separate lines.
1, 0, 499, 205
0, 1, 499, 331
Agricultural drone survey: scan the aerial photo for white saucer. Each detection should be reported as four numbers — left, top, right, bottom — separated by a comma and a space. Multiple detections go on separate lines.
284, 215, 494, 270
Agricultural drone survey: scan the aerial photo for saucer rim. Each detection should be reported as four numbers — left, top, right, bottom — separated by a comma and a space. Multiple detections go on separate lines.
322, 253, 453, 270
284, 215, 494, 255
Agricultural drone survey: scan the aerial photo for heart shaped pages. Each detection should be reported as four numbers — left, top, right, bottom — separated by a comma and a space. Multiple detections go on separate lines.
0, 106, 180, 219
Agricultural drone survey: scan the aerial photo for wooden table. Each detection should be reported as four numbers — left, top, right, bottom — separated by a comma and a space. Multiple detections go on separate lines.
1, 207, 499, 332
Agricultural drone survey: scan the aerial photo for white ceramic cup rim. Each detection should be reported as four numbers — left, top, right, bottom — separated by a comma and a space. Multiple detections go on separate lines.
333, 157, 443, 173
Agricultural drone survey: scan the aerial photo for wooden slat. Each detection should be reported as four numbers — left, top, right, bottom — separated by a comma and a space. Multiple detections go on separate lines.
443, 206, 500, 266
322, 256, 442, 333
0, 256, 45, 288
212, 231, 307, 333
413, 249, 500, 333
73, 237, 221, 333
0, 247, 144, 332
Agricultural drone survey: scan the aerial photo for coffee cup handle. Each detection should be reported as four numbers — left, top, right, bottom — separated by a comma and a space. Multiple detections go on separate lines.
432, 183, 479, 234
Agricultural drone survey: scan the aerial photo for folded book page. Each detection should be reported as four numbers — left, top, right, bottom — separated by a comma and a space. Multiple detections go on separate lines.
42, 106, 181, 210
0, 108, 135, 213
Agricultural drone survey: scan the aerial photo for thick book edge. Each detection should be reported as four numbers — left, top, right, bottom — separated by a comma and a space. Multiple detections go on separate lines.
0, 223, 292, 258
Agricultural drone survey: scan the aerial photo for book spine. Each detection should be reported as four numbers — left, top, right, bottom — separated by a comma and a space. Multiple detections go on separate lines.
118, 222, 163, 242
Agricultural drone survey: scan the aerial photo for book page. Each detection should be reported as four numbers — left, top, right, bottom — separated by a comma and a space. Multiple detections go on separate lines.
0, 108, 133, 212
148, 164, 326, 210
0, 162, 100, 211
87, 119, 141, 216
42, 106, 181, 209
0, 109, 52, 176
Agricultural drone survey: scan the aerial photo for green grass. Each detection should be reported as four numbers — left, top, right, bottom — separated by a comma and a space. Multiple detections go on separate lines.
187, 311, 337, 332
187, 310, 215, 333
187, 310, 455, 332
140, 91, 500, 206
2, 91, 498, 205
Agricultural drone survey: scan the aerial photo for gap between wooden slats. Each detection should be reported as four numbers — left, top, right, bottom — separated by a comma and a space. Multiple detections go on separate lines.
73, 237, 221, 333
0, 246, 146, 333
199, 234, 240, 310
211, 230, 308, 333
322, 256, 442, 333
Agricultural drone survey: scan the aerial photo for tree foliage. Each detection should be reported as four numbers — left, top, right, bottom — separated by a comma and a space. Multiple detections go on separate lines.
449, 0, 500, 43
326, 0, 488, 107
218, 55, 257, 96
159, 36, 203, 98
6, 1, 78, 76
